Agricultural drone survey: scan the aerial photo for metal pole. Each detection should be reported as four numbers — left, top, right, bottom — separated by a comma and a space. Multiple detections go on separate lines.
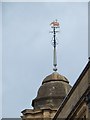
53, 27, 57, 71
50, 20, 59, 72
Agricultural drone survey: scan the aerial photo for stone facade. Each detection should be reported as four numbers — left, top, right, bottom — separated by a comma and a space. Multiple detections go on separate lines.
21, 72, 71, 120
21, 61, 90, 119
53, 60, 90, 120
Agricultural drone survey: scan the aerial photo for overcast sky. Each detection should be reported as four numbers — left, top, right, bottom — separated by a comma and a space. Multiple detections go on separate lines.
0, 2, 2, 119
2, 2, 88, 118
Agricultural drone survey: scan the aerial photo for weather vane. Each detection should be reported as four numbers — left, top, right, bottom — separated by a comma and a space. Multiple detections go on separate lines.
50, 19, 60, 72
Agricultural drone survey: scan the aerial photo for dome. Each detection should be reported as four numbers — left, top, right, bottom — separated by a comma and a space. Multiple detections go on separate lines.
42, 72, 69, 84
32, 72, 72, 109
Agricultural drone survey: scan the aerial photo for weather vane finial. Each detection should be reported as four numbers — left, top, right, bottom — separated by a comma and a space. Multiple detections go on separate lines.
50, 20, 60, 72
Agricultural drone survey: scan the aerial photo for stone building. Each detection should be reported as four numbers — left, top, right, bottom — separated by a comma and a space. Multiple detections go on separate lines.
21, 20, 72, 119
21, 72, 72, 119
53, 60, 90, 120
21, 21, 90, 119
21, 60, 90, 120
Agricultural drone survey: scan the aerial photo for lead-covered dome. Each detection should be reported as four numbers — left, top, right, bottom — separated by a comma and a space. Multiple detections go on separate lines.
32, 72, 72, 109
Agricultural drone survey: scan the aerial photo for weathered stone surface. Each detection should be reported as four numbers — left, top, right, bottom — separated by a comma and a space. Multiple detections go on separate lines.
53, 61, 90, 120
21, 72, 71, 119
32, 72, 71, 109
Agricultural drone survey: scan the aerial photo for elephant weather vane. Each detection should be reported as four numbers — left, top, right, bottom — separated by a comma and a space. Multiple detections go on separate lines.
50, 20, 60, 72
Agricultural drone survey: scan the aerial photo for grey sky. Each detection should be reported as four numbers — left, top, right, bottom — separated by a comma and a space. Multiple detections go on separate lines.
2, 2, 88, 118
0, 2, 2, 119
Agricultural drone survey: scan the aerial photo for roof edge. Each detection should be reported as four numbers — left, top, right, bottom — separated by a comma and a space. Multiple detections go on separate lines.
53, 60, 90, 120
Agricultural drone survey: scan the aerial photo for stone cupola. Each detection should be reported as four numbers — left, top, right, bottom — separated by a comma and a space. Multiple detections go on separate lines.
32, 72, 72, 110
